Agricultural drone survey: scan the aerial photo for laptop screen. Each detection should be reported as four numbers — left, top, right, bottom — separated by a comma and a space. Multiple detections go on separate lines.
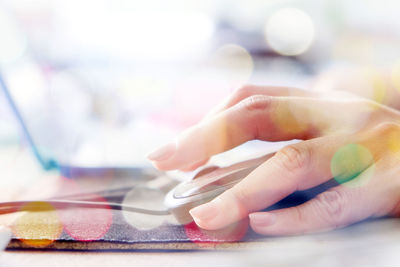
0, 59, 87, 170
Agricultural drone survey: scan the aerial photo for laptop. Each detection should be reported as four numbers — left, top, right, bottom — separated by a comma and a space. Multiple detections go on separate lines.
0, 63, 155, 178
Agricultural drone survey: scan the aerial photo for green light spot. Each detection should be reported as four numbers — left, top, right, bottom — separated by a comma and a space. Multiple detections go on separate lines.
330, 144, 374, 185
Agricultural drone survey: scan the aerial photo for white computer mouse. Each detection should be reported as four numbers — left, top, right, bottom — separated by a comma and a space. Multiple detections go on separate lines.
164, 153, 274, 224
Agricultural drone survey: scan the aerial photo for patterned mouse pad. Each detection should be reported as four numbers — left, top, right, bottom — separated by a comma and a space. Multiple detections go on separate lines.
4, 168, 335, 251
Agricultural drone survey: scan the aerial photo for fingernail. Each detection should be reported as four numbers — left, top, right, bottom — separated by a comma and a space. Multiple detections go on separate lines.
147, 142, 176, 161
189, 200, 220, 222
249, 212, 277, 227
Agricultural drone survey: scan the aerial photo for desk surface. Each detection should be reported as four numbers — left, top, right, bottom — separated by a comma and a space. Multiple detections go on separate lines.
1, 218, 400, 267
1, 146, 400, 266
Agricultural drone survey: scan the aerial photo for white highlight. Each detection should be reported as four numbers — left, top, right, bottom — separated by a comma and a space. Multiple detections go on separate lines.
0, 8, 26, 64
0, 226, 12, 251
265, 8, 315, 56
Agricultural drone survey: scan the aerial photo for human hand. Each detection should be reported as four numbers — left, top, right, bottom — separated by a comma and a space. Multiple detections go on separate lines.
148, 85, 400, 235
313, 67, 400, 111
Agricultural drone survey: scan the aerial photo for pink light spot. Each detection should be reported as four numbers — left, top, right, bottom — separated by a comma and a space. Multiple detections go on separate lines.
60, 195, 113, 242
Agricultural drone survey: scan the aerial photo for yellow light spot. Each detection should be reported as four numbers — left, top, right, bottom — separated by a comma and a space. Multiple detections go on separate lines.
390, 61, 400, 93
272, 101, 310, 137
371, 71, 386, 104
12, 202, 63, 248
387, 129, 400, 154
356, 67, 387, 107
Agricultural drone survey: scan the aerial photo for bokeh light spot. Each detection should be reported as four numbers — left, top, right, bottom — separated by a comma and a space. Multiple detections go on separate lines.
60, 195, 113, 241
387, 129, 400, 154
390, 61, 400, 93
365, 68, 387, 105
184, 218, 249, 248
210, 44, 254, 89
330, 144, 374, 187
265, 8, 315, 56
12, 202, 63, 248
122, 187, 175, 230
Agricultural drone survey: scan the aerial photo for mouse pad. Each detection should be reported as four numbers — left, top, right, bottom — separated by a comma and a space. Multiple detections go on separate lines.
4, 169, 337, 251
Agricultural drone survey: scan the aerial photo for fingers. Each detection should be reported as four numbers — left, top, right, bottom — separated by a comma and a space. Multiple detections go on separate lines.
188, 125, 385, 230
249, 172, 376, 235
148, 96, 333, 171
188, 123, 398, 231
188, 133, 377, 230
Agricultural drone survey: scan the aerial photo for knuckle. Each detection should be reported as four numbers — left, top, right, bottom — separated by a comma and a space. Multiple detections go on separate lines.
240, 95, 273, 112
314, 190, 347, 228
372, 122, 400, 136
275, 144, 311, 174
236, 95, 273, 140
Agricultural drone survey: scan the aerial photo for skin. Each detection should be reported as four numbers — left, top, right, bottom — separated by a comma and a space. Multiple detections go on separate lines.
148, 85, 400, 236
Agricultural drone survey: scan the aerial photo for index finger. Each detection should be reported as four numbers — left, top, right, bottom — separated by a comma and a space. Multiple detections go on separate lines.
148, 96, 370, 171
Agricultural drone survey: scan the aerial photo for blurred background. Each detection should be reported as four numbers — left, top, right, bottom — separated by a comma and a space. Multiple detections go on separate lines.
0, 0, 400, 169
